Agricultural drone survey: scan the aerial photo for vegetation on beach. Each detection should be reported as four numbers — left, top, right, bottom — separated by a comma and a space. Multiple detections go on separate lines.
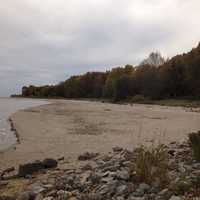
134, 145, 169, 188
21, 43, 200, 103
189, 131, 200, 161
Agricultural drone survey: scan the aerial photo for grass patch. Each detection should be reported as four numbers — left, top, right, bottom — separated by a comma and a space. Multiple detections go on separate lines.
133, 145, 169, 188
189, 131, 200, 161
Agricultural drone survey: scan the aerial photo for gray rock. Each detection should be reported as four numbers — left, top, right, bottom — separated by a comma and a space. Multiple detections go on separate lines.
116, 197, 125, 200
169, 196, 182, 200
34, 194, 43, 200
81, 164, 93, 171
16, 192, 31, 200
136, 183, 150, 196
101, 176, 114, 183
128, 197, 145, 200
29, 184, 45, 195
116, 184, 128, 195
113, 146, 123, 152
89, 173, 101, 184
116, 170, 130, 180
43, 197, 54, 200
158, 188, 172, 200
79, 193, 101, 200
78, 152, 99, 161
57, 190, 72, 199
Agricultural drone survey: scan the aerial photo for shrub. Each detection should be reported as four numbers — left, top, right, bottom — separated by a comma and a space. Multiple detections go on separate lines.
189, 131, 200, 161
134, 145, 169, 187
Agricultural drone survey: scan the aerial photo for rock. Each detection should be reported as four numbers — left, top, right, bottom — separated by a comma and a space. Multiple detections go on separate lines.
18, 158, 57, 177
43, 197, 54, 200
89, 172, 101, 184
116, 197, 125, 200
34, 194, 43, 200
136, 183, 150, 195
128, 197, 145, 200
57, 190, 72, 199
18, 161, 43, 177
46, 190, 57, 197
78, 152, 99, 161
169, 196, 182, 200
81, 164, 93, 171
113, 146, 123, 152
57, 156, 65, 161
79, 193, 101, 200
178, 163, 186, 173
116, 169, 130, 180
192, 163, 200, 169
29, 183, 45, 195
43, 184, 54, 190
101, 176, 114, 183
43, 158, 58, 169
0, 196, 15, 200
158, 188, 172, 200
116, 184, 128, 195
168, 150, 176, 156
16, 192, 32, 200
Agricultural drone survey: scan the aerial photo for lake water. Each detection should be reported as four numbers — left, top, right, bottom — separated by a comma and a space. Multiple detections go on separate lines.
0, 98, 48, 152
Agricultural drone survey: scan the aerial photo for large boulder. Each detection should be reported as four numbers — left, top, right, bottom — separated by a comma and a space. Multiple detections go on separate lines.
18, 158, 58, 177
18, 161, 43, 177
43, 158, 58, 169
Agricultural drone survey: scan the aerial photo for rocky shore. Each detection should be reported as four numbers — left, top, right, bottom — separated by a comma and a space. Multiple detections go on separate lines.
1, 141, 200, 200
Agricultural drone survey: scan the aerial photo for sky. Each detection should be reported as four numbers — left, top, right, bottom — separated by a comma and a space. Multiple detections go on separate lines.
0, 0, 200, 96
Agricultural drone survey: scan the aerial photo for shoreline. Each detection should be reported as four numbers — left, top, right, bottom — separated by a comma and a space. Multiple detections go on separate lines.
0, 98, 50, 153
8, 117, 20, 144
13, 97, 200, 108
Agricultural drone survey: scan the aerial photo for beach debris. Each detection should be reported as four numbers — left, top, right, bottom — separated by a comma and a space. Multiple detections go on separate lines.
18, 158, 58, 177
18, 161, 44, 177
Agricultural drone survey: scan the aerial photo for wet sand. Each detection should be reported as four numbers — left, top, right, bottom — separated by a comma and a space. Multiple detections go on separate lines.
1, 100, 200, 170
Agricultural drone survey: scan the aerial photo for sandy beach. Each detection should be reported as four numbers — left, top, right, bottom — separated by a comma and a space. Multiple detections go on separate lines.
1, 100, 200, 170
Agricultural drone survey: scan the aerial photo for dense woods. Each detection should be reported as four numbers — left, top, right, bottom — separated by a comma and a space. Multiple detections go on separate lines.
21, 43, 200, 101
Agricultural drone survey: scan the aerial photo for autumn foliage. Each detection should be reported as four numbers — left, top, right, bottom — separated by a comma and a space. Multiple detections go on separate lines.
22, 43, 200, 101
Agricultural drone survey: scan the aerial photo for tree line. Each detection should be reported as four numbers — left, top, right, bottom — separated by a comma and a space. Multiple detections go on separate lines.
21, 43, 200, 101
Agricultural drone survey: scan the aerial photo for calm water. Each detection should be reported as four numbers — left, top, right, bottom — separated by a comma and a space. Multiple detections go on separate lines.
0, 98, 48, 152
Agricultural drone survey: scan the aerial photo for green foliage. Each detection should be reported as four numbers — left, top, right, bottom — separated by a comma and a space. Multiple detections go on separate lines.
134, 145, 169, 187
113, 75, 132, 101
173, 180, 192, 195
189, 131, 200, 161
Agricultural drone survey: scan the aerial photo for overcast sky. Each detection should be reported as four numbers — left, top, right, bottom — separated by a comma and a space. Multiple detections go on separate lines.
0, 0, 200, 96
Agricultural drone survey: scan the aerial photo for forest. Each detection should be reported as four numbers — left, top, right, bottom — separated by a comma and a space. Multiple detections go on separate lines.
21, 43, 200, 102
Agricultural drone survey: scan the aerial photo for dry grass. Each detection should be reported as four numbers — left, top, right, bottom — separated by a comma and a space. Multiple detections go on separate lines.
189, 131, 200, 161
133, 144, 169, 188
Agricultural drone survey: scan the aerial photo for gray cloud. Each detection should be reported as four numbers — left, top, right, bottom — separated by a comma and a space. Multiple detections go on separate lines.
0, 0, 200, 96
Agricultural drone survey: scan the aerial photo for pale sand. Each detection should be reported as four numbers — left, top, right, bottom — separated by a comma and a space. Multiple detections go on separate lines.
1, 100, 200, 170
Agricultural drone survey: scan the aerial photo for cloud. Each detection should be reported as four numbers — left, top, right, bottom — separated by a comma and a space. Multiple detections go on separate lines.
0, 0, 200, 96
